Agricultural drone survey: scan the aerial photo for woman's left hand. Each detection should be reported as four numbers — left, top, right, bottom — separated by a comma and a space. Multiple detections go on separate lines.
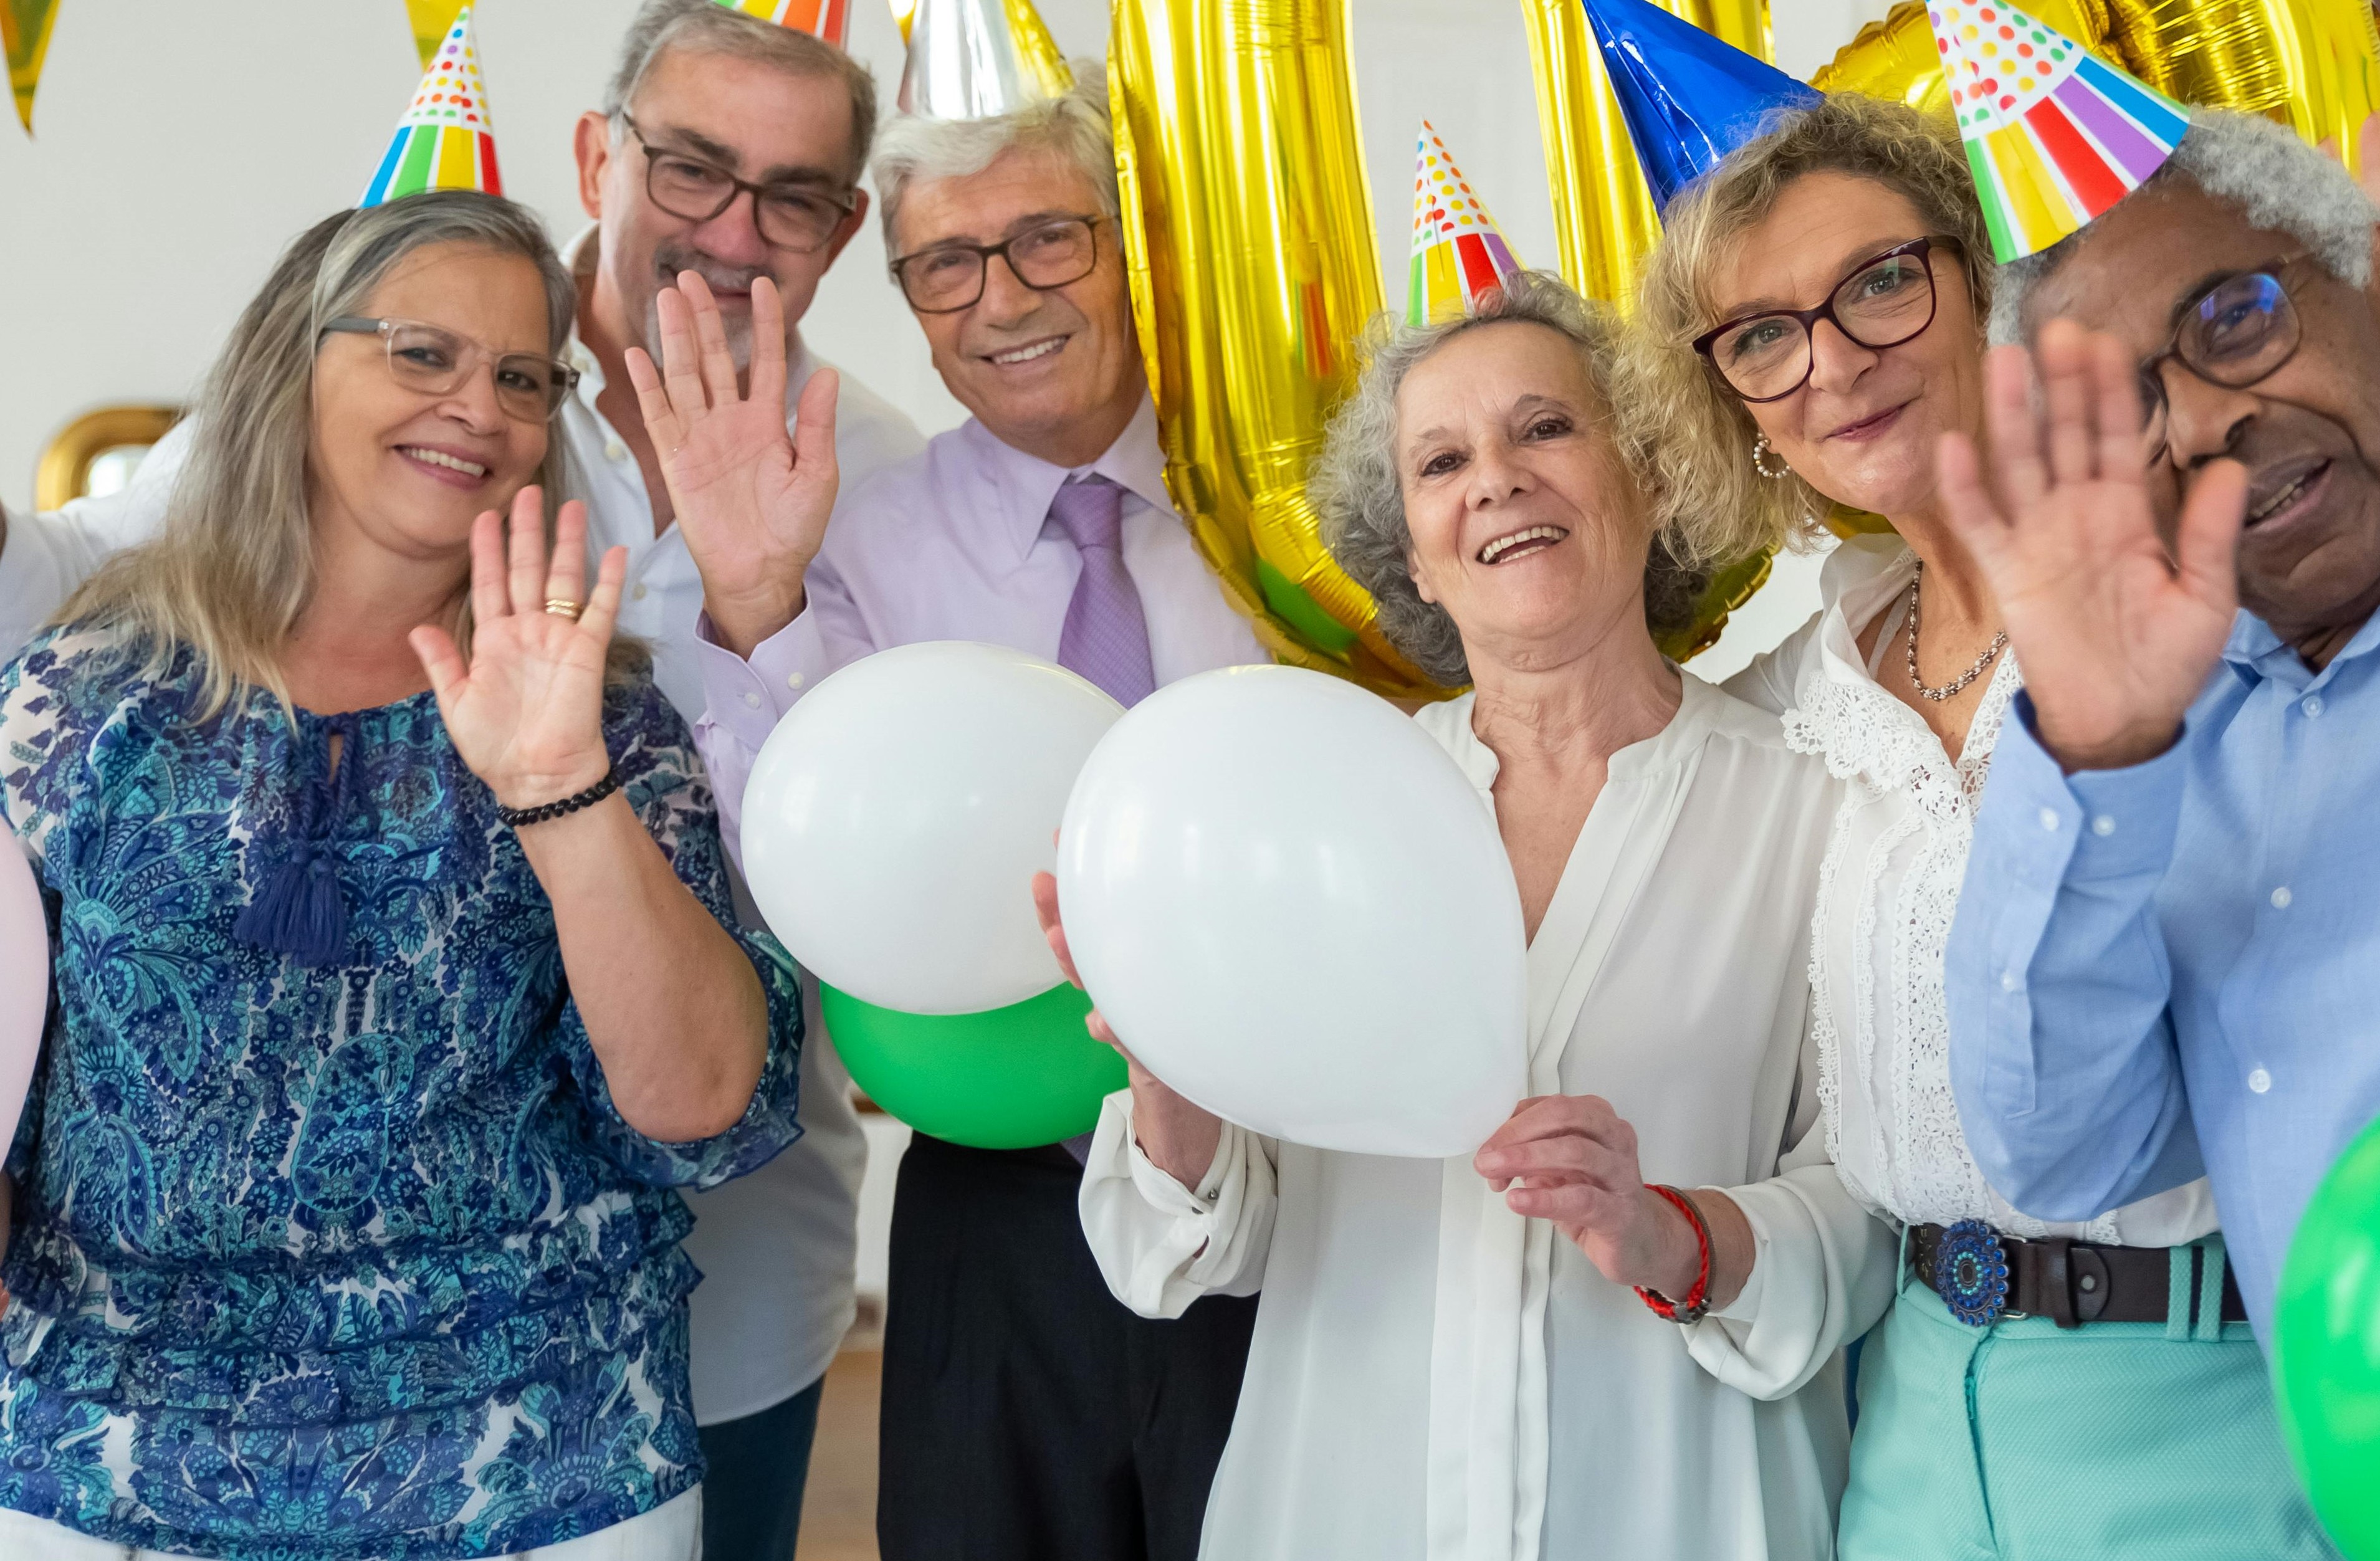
411, 488, 628, 811
1474, 1094, 1706, 1300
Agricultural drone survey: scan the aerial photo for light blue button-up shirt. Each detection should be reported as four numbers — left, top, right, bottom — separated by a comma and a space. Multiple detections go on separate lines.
1946, 609, 2380, 1339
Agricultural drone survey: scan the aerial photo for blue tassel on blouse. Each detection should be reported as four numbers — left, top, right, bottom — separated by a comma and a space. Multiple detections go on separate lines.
234, 716, 354, 967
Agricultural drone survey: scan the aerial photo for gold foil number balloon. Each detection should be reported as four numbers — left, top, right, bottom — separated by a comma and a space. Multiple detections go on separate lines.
1521, 0, 1778, 309
1109, 0, 1448, 700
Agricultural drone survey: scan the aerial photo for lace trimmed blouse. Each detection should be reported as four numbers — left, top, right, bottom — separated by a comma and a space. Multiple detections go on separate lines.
0, 624, 806, 1559
1727, 536, 2215, 1244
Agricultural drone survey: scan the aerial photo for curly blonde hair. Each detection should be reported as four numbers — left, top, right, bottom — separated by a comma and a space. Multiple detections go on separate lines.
1626, 93, 1995, 550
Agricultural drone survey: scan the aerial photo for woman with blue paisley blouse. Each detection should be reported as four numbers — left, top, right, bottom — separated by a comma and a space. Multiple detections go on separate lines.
0, 191, 803, 1560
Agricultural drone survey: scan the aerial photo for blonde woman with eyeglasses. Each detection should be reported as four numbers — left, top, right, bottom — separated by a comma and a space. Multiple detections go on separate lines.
1630, 92, 2324, 1560
0, 191, 803, 1560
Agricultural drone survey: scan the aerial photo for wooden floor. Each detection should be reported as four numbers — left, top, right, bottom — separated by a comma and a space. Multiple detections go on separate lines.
793, 1350, 883, 1561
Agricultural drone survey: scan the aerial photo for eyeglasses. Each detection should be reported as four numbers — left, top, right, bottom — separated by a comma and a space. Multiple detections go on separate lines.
620, 114, 859, 255
2137, 256, 2308, 464
318, 316, 579, 422
1693, 237, 1955, 403
889, 215, 1107, 314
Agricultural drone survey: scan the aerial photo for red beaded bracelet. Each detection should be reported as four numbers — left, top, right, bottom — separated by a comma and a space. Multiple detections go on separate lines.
1634, 1184, 1712, 1324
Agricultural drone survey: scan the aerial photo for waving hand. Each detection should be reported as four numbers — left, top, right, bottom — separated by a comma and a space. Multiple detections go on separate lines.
626, 272, 839, 658
1935, 319, 2245, 771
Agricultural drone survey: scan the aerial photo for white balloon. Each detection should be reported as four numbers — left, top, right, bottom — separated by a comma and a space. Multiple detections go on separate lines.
1058, 666, 1527, 1158
742, 642, 1123, 1014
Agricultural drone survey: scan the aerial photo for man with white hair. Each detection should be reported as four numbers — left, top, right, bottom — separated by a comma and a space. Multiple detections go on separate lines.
1939, 108, 2380, 1342
668, 63, 1264, 1561
0, 5, 921, 1555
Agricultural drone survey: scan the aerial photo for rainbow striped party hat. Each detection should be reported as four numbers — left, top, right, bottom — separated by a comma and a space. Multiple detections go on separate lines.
718, 0, 853, 48
361, 6, 502, 208
1929, 0, 2189, 260
1408, 123, 1524, 327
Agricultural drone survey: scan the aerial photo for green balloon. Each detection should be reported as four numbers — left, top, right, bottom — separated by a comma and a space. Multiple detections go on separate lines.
820, 981, 1127, 1150
2275, 1113, 2380, 1559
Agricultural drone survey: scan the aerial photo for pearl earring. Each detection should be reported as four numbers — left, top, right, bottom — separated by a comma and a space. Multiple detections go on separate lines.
1751, 435, 1791, 480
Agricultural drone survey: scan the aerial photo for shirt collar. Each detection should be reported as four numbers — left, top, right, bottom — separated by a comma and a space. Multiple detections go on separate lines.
964, 396, 1170, 566
2220, 604, 2380, 692
1810, 535, 1918, 692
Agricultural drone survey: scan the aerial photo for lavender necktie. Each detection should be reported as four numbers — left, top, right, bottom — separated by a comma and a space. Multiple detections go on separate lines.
1047, 475, 1157, 709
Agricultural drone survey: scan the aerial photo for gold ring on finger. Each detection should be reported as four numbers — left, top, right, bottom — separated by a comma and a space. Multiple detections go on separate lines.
543, 598, 585, 622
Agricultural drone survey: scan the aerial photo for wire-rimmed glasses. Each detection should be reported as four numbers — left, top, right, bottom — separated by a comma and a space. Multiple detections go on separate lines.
318, 316, 578, 422
1693, 237, 1954, 404
2137, 257, 2308, 464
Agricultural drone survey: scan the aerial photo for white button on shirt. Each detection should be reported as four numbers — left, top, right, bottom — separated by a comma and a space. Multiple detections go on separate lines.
2271, 887, 2293, 909
0, 225, 929, 1430
2249, 1069, 2273, 1094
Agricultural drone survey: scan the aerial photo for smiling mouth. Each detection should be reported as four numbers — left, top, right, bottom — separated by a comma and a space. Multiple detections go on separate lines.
399, 446, 489, 479
2246, 460, 2330, 527
1478, 525, 1569, 565
1827, 403, 1906, 441
988, 337, 1066, 366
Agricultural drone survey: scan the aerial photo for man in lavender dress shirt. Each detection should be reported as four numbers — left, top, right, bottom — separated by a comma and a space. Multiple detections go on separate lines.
641, 63, 1265, 1561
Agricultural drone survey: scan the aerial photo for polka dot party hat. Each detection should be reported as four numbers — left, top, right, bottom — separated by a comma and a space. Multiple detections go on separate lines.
717, 0, 853, 50
361, 6, 502, 208
1928, 0, 2188, 261
1407, 122, 1523, 328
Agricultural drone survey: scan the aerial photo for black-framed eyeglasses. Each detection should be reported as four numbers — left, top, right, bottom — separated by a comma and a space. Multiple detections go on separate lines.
2137, 255, 2308, 464
889, 215, 1108, 314
619, 113, 859, 255
1693, 236, 1956, 403
319, 316, 578, 422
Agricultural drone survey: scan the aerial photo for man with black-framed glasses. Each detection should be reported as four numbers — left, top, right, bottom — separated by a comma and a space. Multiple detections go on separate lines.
675, 59, 1266, 1561
1940, 108, 2380, 1360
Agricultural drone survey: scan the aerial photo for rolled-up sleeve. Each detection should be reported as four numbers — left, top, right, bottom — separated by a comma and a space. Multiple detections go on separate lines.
1683, 1101, 1896, 1401
1078, 1089, 1278, 1319
1946, 695, 2204, 1225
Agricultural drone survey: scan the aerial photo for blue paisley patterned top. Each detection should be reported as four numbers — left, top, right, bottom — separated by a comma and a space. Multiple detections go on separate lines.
0, 624, 804, 1559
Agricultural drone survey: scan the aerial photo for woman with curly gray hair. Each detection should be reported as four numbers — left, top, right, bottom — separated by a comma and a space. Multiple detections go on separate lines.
1060, 270, 1882, 1559
1632, 91, 2321, 1560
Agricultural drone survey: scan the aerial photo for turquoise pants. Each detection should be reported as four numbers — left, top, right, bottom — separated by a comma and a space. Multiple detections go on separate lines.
1838, 1236, 2333, 1561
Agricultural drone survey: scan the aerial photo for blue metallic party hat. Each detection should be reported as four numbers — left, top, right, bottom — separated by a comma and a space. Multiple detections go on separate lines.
1579, 0, 1820, 212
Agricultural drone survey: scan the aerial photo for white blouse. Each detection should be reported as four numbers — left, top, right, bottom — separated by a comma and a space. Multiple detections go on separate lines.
1078, 675, 1895, 1561
1726, 535, 2216, 1244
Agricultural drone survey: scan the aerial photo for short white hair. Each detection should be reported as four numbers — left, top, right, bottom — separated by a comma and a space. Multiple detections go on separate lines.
1991, 108, 2378, 345
872, 59, 1118, 253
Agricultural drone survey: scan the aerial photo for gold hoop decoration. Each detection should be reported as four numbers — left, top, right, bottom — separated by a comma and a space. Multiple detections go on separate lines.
35, 405, 182, 511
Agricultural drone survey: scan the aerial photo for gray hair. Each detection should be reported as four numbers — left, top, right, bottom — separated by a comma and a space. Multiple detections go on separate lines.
1990, 108, 2378, 346
603, 0, 879, 184
58, 193, 589, 718
1312, 271, 1690, 688
872, 59, 1118, 253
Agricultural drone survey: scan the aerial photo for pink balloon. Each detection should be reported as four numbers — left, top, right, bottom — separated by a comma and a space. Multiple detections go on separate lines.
0, 832, 47, 1157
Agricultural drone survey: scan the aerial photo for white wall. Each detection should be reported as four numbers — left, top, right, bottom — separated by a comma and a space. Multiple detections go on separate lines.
0, 0, 1880, 672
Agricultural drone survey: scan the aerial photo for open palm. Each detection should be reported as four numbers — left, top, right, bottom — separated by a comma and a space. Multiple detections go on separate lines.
411, 489, 624, 811
626, 272, 838, 656
1936, 320, 2245, 771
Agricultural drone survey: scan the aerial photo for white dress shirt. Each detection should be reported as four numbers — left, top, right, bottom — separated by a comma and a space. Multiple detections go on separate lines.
691, 395, 1268, 853
1078, 678, 1892, 1561
1725, 535, 2217, 1248
0, 225, 926, 1425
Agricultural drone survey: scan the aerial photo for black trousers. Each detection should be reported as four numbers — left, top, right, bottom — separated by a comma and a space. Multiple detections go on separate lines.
877, 1133, 1259, 1561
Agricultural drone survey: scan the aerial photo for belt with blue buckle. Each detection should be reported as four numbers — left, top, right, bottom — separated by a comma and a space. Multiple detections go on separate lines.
1908, 1221, 2249, 1329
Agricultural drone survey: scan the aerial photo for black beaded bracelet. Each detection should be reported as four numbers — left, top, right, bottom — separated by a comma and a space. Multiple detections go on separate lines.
498, 766, 621, 829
